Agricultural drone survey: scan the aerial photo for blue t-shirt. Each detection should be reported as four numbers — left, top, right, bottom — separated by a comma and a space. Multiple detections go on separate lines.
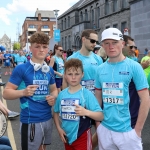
9, 62, 55, 123
15, 55, 27, 65
53, 56, 64, 78
54, 87, 102, 144
95, 57, 148, 132
68, 51, 103, 94
4, 53, 11, 63
12, 53, 19, 62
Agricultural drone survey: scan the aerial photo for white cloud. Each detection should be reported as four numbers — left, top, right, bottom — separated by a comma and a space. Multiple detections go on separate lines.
0, 7, 11, 25
7, 0, 79, 15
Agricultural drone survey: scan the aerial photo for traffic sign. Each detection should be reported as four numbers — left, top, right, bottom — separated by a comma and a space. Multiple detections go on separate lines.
54, 30, 60, 42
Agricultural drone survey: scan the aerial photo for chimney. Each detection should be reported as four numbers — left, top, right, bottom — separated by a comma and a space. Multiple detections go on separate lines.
38, 13, 41, 21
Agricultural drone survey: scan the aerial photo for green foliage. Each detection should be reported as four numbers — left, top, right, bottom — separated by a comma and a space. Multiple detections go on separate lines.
13, 42, 21, 50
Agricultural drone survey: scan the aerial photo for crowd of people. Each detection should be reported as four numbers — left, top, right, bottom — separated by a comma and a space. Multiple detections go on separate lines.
0, 28, 150, 150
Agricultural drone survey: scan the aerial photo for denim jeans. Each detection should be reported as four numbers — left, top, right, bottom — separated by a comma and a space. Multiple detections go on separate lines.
0, 136, 12, 150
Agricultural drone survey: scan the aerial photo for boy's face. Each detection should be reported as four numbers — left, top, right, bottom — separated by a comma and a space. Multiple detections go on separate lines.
64, 67, 83, 87
30, 43, 49, 61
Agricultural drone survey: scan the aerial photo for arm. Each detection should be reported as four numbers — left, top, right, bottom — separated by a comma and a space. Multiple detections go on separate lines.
62, 76, 68, 90
95, 89, 103, 107
49, 57, 55, 67
53, 112, 67, 143
3, 82, 38, 100
74, 104, 103, 121
135, 89, 150, 137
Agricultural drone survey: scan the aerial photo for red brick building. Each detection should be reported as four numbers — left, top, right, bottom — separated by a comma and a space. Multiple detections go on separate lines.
21, 9, 56, 50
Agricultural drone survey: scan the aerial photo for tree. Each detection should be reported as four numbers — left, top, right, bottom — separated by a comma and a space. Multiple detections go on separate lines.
13, 42, 21, 50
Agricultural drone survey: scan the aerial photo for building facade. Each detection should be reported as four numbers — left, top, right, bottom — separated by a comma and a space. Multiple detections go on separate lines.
0, 34, 11, 51
21, 9, 56, 51
130, 0, 150, 53
58, 0, 130, 50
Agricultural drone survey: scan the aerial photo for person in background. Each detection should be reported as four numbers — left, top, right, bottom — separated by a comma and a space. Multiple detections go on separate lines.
49, 44, 64, 93
3, 50, 12, 75
93, 45, 101, 54
67, 49, 73, 57
144, 48, 148, 56
12, 50, 19, 67
97, 47, 108, 62
15, 50, 27, 66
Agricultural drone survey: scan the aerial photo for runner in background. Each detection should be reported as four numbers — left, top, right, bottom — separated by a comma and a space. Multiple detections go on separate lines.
49, 44, 64, 93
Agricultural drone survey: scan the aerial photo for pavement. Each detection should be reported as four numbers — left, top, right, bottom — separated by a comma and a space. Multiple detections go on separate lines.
0, 67, 150, 150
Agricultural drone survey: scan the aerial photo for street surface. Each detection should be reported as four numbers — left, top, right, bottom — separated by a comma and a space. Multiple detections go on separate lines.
0, 67, 150, 150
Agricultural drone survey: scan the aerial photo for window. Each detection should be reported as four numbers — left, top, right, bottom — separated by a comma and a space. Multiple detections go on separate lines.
65, 37, 67, 50
105, 0, 109, 15
106, 26, 110, 29
122, 0, 126, 9
80, 11, 83, 22
44, 31, 49, 35
68, 35, 71, 49
28, 25, 36, 28
61, 20, 63, 30
62, 37, 63, 48
113, 24, 118, 28
113, 0, 117, 12
68, 16, 70, 28
121, 22, 127, 33
42, 25, 49, 29
97, 7, 100, 28
64, 18, 66, 29
85, 9, 88, 21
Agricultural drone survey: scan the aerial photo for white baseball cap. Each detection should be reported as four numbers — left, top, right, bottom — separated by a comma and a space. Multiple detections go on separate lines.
101, 28, 123, 42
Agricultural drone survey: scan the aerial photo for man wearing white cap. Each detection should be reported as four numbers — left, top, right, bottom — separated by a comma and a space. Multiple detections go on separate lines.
95, 28, 149, 150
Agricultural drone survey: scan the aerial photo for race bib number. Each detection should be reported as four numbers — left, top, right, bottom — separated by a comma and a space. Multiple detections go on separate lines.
6, 60, 9, 63
102, 82, 124, 105
18, 62, 23, 65
61, 99, 79, 121
58, 63, 64, 70
103, 97, 123, 104
81, 80, 95, 94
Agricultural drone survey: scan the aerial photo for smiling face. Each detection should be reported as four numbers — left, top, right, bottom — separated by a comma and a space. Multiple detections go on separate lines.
30, 43, 49, 62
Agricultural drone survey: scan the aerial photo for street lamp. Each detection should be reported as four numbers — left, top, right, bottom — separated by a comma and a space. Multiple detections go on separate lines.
53, 10, 59, 29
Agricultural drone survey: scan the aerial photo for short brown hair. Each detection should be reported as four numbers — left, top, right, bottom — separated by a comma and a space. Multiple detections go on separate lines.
64, 58, 83, 73
29, 32, 50, 45
123, 35, 134, 46
81, 29, 97, 38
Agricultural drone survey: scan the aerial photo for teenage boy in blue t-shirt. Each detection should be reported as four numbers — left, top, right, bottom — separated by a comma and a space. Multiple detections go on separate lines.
95, 28, 149, 150
54, 58, 103, 150
3, 32, 58, 150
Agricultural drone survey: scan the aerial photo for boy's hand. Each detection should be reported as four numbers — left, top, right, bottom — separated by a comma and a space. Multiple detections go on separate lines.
46, 95, 55, 106
22, 85, 38, 97
74, 104, 87, 116
58, 128, 67, 143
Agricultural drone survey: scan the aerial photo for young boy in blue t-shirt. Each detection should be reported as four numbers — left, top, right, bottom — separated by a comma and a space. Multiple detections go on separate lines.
53, 58, 103, 150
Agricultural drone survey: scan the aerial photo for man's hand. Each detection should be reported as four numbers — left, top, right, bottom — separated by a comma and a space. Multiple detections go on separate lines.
22, 85, 38, 97
46, 95, 56, 106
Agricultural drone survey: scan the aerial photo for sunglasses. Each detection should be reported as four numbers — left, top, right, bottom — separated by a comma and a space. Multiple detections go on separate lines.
130, 46, 137, 49
57, 49, 64, 52
86, 37, 99, 45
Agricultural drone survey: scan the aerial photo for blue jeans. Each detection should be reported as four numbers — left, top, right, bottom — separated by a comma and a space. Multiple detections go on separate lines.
0, 136, 12, 150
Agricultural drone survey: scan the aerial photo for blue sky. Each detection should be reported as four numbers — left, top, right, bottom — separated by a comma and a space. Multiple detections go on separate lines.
0, 0, 79, 42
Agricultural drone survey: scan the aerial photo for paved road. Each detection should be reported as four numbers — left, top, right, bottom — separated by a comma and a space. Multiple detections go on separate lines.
0, 68, 150, 150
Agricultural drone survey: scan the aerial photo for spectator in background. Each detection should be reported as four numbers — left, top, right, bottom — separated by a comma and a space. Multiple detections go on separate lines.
144, 48, 148, 56
123, 35, 138, 62
49, 44, 64, 93
93, 45, 101, 54
15, 50, 27, 66
97, 47, 108, 62
3, 50, 12, 75
67, 49, 73, 57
